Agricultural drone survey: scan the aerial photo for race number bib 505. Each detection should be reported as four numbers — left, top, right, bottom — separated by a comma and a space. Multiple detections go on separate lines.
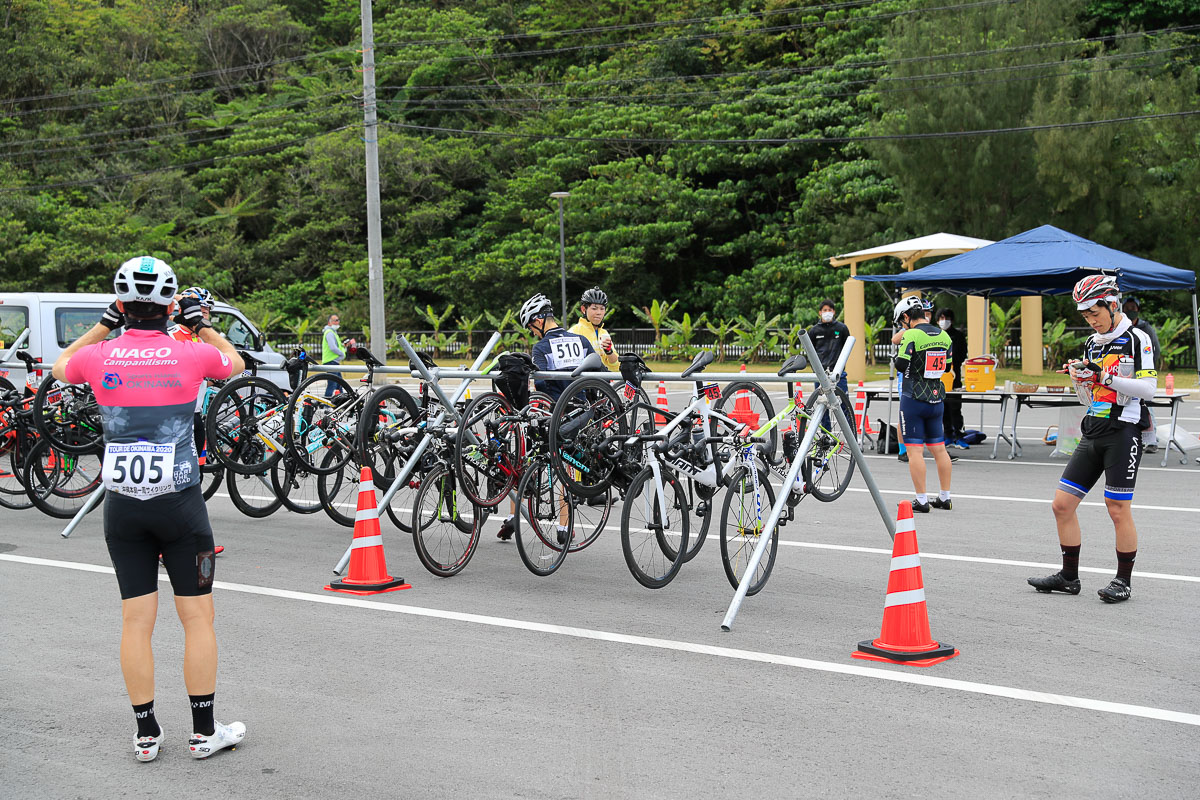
548, 337, 586, 369
923, 350, 947, 379
102, 442, 176, 500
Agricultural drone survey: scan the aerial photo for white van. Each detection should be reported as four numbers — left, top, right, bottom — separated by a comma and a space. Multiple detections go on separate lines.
0, 292, 290, 388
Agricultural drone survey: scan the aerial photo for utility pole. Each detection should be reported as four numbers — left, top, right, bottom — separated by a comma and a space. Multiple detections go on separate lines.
361, 0, 385, 358
551, 191, 570, 319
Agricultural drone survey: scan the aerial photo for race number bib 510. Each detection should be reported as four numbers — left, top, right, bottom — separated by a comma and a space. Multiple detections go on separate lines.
548, 337, 586, 369
923, 350, 947, 379
102, 442, 176, 500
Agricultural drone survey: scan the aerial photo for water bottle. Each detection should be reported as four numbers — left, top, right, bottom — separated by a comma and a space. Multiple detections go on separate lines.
1166, 373, 1174, 395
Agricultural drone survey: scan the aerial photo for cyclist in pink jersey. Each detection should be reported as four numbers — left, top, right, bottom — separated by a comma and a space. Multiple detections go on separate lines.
52, 256, 247, 763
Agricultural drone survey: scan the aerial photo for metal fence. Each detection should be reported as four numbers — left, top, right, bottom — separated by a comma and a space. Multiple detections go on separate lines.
267, 326, 1196, 369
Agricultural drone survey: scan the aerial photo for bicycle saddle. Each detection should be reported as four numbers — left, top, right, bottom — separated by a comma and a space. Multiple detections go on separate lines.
355, 346, 384, 368
680, 350, 715, 379
14, 350, 39, 369
237, 350, 265, 368
409, 350, 438, 371
571, 352, 606, 378
777, 354, 808, 376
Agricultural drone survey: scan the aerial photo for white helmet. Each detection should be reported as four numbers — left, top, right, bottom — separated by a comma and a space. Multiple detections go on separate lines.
519, 293, 555, 328
893, 295, 925, 323
114, 256, 178, 306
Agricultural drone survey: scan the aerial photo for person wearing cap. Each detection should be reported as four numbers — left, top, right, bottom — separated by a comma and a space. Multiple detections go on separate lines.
1027, 275, 1156, 603
1121, 296, 1162, 453
569, 287, 618, 371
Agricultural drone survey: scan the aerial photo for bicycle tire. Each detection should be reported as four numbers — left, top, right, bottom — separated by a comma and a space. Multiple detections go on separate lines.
23, 438, 103, 519
201, 465, 225, 501
411, 462, 482, 577
32, 375, 103, 455
354, 383, 419, 492
225, 466, 284, 518
271, 455, 324, 514
283, 372, 360, 476
715, 381, 778, 461
0, 427, 37, 510
619, 467, 689, 589
679, 477, 717, 563
204, 376, 288, 475
316, 452, 358, 528
798, 387, 856, 502
548, 378, 627, 498
565, 486, 612, 552
454, 392, 523, 508
719, 466, 778, 595
514, 459, 572, 577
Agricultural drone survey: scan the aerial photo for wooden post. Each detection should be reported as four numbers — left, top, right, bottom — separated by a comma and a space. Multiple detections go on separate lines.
843, 267, 866, 383
967, 295, 987, 358
1020, 296, 1043, 376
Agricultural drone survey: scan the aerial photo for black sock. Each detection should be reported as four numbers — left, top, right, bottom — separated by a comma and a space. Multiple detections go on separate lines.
1060, 544, 1081, 581
133, 700, 160, 738
1116, 549, 1136, 584
190, 693, 215, 736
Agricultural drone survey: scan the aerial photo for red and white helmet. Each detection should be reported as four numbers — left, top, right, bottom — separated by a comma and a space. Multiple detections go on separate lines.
1072, 274, 1119, 311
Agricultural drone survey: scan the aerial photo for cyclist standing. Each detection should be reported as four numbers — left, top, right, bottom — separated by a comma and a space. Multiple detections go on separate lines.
1028, 276, 1155, 603
495, 294, 596, 541
52, 257, 247, 761
569, 286, 618, 371
892, 296, 954, 512
321, 313, 354, 398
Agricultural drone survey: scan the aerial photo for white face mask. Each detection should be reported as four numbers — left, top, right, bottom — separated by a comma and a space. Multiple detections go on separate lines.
938, 320, 951, 330
820, 311, 834, 323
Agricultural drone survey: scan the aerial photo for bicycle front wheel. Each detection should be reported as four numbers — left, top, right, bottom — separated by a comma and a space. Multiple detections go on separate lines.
514, 459, 572, 577
205, 376, 288, 475
798, 387, 856, 502
620, 467, 689, 589
225, 467, 284, 518
23, 438, 103, 519
454, 392, 523, 508
411, 462, 482, 578
719, 466, 778, 595
284, 372, 359, 476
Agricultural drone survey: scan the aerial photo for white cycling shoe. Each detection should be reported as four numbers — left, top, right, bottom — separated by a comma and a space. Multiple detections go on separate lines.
188, 721, 246, 759
134, 725, 164, 762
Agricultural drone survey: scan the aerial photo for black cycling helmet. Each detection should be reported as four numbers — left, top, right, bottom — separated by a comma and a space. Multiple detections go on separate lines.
580, 286, 608, 307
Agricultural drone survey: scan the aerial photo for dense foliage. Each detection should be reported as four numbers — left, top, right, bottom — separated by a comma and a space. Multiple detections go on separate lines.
1, 0, 1197, 336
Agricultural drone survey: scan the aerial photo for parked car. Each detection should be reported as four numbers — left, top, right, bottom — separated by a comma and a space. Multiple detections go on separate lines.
0, 292, 290, 389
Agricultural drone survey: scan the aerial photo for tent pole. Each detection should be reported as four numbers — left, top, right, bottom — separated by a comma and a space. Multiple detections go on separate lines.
1191, 291, 1199, 386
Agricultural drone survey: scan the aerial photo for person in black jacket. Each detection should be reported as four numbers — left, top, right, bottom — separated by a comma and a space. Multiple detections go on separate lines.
809, 299, 850, 396
936, 308, 968, 445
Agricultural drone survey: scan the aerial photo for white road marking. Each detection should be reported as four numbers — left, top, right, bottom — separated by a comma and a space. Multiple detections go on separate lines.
859, 453, 1198, 474
3, 552, 1198, 728
841, 485, 1200, 513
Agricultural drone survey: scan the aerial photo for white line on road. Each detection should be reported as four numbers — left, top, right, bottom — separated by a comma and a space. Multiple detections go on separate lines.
3, 553, 1198, 728
859, 453, 1198, 474
843, 486, 1200, 514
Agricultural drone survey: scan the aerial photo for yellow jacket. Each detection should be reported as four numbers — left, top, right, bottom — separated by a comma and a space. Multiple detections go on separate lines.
569, 318, 619, 371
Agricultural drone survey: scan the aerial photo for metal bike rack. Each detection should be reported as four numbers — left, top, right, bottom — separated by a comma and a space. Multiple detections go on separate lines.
720, 331, 895, 631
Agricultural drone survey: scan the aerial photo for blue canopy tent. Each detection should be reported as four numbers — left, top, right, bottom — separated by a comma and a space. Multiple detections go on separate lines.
856, 224, 1200, 376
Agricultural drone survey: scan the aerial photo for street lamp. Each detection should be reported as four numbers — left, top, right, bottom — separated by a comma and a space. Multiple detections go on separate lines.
550, 191, 570, 319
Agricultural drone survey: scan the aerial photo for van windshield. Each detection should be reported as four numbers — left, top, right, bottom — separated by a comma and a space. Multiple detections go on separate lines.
1, 305, 29, 348
210, 311, 259, 350
55, 307, 121, 347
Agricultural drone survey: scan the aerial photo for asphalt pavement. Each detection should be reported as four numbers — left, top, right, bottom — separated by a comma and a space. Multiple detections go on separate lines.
2, 392, 1198, 799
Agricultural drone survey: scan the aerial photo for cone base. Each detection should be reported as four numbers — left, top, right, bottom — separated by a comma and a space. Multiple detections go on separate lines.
852, 640, 959, 667
324, 577, 411, 595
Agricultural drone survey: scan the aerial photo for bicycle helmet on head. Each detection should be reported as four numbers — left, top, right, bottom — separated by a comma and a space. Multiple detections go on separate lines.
181, 286, 215, 308
114, 256, 178, 306
580, 286, 608, 307
893, 295, 925, 323
1072, 275, 1119, 311
519, 293, 555, 328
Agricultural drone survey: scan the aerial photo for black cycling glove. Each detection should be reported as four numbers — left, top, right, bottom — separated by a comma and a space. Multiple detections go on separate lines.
99, 301, 125, 330
175, 297, 211, 329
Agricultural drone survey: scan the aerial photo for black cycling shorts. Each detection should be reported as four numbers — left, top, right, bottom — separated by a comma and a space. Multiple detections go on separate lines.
104, 485, 215, 600
898, 394, 945, 446
1058, 423, 1142, 503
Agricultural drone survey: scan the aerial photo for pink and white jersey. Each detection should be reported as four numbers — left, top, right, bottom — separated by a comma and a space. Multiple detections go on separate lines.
65, 328, 234, 494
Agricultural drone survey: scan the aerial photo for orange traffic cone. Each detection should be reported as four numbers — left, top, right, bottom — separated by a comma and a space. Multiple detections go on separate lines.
655, 381, 669, 424
325, 467, 411, 595
852, 502, 958, 667
853, 381, 867, 435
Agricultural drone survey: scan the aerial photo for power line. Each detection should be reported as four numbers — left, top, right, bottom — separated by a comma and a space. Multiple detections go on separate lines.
377, 110, 1199, 145
0, 126, 352, 193
373, 0, 1018, 64
375, 24, 1200, 93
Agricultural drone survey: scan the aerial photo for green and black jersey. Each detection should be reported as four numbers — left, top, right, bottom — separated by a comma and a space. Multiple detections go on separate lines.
894, 323, 953, 404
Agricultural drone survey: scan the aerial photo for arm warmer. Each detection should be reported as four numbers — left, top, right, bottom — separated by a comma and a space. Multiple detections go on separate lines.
1107, 374, 1157, 401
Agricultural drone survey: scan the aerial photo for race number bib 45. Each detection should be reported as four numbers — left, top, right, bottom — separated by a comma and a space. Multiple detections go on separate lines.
102, 442, 176, 500
923, 350, 947, 379
548, 337, 586, 369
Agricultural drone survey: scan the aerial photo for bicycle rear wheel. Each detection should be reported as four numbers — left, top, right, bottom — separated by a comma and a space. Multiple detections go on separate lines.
205, 376, 288, 475
798, 387, 856, 502
225, 467, 284, 518
411, 462, 482, 578
355, 384, 419, 492
271, 455, 323, 514
548, 378, 627, 498
514, 459, 572, 577
715, 381, 778, 461
32, 376, 104, 455
23, 438, 103, 519
619, 467, 688, 589
0, 429, 36, 510
317, 450, 359, 527
454, 392, 523, 508
284, 372, 359, 476
565, 486, 612, 552
719, 466, 778, 595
